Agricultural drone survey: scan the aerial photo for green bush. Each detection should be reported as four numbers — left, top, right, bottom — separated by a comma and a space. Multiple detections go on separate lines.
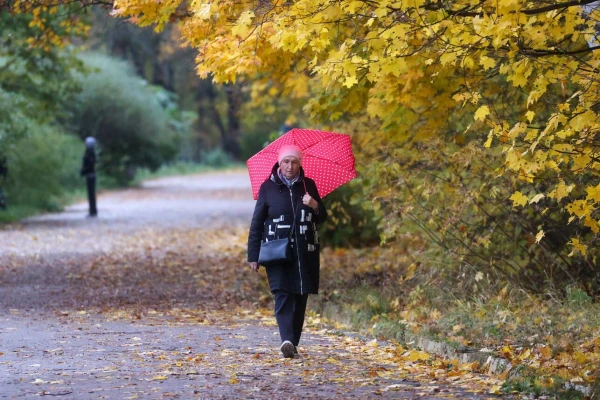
239, 129, 272, 161
67, 53, 186, 184
200, 148, 232, 167
321, 179, 382, 248
0, 89, 30, 154
1, 124, 81, 220
0, 13, 83, 155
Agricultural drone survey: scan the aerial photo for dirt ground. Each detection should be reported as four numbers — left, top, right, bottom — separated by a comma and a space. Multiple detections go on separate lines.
0, 171, 504, 399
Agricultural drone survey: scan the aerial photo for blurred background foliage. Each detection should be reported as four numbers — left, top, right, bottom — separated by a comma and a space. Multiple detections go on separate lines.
320, 179, 382, 248
3, 124, 81, 218
0, 5, 293, 220
65, 53, 184, 185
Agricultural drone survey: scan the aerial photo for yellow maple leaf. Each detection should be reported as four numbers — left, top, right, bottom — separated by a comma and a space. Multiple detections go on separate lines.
535, 230, 545, 244
584, 217, 599, 234
406, 350, 430, 361
519, 349, 532, 361
586, 184, 600, 203
440, 52, 457, 65
572, 154, 591, 171
568, 238, 587, 256
566, 200, 592, 218
238, 10, 255, 25
232, 11, 255, 37
404, 262, 417, 281
484, 130, 494, 148
479, 55, 496, 70
539, 345, 552, 360
489, 385, 503, 394
509, 191, 528, 207
526, 110, 535, 123
474, 105, 490, 121
550, 180, 573, 201
510, 73, 528, 88
573, 351, 587, 364
343, 75, 358, 88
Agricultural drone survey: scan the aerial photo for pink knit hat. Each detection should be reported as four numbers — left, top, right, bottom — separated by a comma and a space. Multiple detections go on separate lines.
278, 144, 303, 164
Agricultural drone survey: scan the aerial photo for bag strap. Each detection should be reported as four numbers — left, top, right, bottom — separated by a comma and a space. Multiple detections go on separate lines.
272, 218, 295, 239
272, 182, 303, 240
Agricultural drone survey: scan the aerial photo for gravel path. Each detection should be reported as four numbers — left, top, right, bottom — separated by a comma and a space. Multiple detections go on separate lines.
0, 171, 501, 399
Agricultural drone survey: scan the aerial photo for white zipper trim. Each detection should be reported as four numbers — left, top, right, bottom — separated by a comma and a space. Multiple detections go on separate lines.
289, 187, 303, 295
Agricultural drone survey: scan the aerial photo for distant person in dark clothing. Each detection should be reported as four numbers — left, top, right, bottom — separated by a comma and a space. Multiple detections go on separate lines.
81, 137, 97, 217
279, 118, 294, 136
0, 156, 7, 210
0, 157, 7, 179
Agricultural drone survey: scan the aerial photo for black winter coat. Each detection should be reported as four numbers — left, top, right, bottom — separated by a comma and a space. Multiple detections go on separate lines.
0, 157, 7, 179
81, 148, 96, 177
248, 164, 327, 295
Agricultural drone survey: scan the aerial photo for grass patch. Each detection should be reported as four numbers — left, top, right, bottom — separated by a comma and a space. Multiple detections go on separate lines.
0, 186, 90, 223
420, 292, 600, 351
0, 204, 46, 223
134, 160, 247, 186
502, 370, 588, 399
316, 244, 600, 397
135, 161, 242, 181
315, 285, 406, 342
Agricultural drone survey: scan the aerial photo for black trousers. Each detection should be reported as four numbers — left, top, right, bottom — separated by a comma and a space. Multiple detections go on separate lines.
273, 290, 309, 347
86, 175, 97, 216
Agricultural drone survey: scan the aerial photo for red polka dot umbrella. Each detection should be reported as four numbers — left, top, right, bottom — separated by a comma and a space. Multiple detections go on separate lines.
246, 128, 357, 200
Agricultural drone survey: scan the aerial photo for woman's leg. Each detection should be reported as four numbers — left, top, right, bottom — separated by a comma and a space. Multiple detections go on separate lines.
292, 294, 309, 347
86, 175, 97, 216
273, 290, 295, 344
273, 290, 297, 358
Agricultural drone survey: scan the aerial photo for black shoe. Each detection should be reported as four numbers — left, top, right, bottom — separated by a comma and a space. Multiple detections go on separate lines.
280, 341, 295, 358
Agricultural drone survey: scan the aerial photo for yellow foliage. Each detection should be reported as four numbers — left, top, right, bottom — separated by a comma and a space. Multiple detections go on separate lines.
568, 239, 587, 257
509, 191, 528, 208
14, 0, 589, 262
406, 350, 430, 362
474, 105, 490, 122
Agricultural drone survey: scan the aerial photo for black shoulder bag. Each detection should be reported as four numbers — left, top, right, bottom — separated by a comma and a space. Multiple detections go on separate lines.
258, 182, 304, 267
258, 219, 295, 267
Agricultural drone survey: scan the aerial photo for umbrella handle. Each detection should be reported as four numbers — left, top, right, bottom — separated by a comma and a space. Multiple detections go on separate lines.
303, 180, 307, 195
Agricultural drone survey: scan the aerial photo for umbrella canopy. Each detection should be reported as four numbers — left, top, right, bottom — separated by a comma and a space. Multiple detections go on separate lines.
247, 128, 357, 200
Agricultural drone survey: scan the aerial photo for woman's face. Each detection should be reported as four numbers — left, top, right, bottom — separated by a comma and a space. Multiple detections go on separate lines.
280, 156, 301, 179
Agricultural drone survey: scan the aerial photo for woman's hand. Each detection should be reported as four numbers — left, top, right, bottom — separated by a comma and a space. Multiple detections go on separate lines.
302, 193, 319, 211
249, 262, 259, 272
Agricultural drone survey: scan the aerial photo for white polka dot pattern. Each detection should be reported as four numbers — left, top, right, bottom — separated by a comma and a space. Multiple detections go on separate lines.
246, 129, 358, 200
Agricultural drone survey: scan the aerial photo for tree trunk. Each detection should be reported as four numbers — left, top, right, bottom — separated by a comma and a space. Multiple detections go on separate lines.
223, 83, 243, 160
202, 83, 227, 143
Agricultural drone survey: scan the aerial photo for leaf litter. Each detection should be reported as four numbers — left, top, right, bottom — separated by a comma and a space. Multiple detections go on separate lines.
0, 172, 515, 398
0, 223, 507, 398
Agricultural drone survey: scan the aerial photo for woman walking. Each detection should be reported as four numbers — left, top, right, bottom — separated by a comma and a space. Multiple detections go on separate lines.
247, 144, 327, 358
